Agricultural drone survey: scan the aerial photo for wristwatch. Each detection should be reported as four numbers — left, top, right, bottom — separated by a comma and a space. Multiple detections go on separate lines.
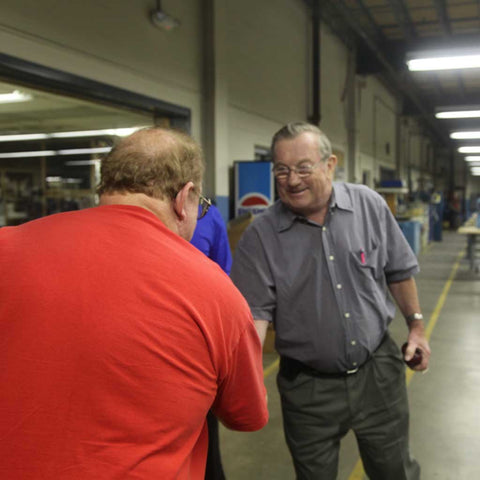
405, 313, 423, 323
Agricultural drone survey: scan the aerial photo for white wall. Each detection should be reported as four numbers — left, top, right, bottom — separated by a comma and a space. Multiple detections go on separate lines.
225, 0, 308, 184
0, 0, 204, 139
356, 76, 397, 184
319, 26, 350, 180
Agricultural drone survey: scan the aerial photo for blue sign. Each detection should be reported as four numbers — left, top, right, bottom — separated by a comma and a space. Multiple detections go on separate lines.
234, 161, 274, 217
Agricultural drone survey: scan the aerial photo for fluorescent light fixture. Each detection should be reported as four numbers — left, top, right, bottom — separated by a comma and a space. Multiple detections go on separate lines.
52, 128, 143, 138
0, 146, 111, 159
450, 131, 480, 140
458, 146, 480, 153
0, 89, 32, 104
436, 109, 480, 119
0, 127, 145, 143
465, 156, 480, 162
407, 49, 480, 71
0, 150, 57, 159
64, 160, 101, 166
57, 147, 111, 155
46, 176, 83, 184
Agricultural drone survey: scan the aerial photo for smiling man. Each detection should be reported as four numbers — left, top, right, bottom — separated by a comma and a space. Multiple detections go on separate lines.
230, 122, 430, 480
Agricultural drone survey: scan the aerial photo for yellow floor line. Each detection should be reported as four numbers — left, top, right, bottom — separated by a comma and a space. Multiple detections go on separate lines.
348, 247, 466, 480
263, 357, 280, 378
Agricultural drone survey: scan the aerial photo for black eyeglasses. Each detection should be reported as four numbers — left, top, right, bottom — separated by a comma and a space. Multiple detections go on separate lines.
198, 194, 212, 220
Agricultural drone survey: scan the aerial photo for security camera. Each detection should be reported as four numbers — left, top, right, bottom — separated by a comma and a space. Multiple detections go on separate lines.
150, 2, 179, 31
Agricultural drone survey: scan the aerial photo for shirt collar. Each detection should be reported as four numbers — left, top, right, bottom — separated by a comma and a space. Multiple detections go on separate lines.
276, 182, 354, 232
331, 182, 354, 212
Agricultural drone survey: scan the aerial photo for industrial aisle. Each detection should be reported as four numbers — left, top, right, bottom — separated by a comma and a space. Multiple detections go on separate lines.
220, 230, 480, 479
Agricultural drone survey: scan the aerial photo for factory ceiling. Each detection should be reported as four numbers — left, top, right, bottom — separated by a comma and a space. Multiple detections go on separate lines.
312, 0, 480, 146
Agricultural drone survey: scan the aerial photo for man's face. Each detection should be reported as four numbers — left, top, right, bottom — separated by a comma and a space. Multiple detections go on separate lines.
273, 132, 336, 218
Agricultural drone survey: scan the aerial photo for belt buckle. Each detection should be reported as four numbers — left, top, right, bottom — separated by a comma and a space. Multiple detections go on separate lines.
346, 367, 359, 375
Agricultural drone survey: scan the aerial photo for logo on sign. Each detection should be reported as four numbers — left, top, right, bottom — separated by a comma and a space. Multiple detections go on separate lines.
238, 193, 270, 216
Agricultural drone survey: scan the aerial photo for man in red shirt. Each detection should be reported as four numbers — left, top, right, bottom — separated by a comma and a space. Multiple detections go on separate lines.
0, 127, 268, 479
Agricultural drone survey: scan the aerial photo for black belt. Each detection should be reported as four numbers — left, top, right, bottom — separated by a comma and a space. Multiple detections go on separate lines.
280, 356, 368, 379
279, 334, 390, 380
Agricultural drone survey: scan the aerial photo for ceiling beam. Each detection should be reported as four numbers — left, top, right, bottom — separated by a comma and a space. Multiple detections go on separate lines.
432, 0, 451, 36
387, 0, 416, 43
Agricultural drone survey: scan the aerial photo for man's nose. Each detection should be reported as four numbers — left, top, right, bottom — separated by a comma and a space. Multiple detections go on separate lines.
287, 169, 302, 185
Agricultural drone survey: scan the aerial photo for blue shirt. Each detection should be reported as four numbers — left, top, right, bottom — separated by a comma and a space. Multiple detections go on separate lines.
191, 204, 232, 275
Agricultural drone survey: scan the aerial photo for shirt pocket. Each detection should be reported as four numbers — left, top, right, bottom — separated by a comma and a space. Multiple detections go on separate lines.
349, 243, 381, 280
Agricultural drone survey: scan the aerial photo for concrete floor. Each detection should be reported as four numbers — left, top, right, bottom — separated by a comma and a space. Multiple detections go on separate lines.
219, 230, 480, 479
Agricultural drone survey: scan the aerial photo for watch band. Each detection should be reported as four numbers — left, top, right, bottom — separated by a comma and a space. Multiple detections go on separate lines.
405, 313, 423, 323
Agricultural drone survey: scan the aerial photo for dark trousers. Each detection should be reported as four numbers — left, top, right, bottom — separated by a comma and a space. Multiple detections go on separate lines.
205, 411, 226, 480
277, 334, 420, 480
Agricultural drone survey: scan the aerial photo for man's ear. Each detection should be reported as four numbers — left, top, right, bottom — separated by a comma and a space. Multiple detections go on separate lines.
327, 155, 338, 174
173, 181, 195, 220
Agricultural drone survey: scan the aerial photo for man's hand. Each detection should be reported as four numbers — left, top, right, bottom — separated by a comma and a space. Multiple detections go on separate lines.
404, 320, 431, 371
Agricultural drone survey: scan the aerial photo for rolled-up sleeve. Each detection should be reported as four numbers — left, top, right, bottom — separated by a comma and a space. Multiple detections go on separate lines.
382, 200, 420, 283
230, 226, 276, 322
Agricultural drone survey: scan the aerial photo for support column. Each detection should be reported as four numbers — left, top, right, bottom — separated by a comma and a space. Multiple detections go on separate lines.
203, 0, 230, 221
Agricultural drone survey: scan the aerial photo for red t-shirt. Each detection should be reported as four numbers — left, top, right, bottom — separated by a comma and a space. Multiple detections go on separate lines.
0, 205, 268, 479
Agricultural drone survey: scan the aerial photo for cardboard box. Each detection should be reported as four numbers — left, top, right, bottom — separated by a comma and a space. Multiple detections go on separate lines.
227, 212, 254, 255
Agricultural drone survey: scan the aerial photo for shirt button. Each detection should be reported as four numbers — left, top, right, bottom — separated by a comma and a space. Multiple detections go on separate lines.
351, 340, 356, 346
352, 362, 358, 366
329, 255, 334, 260
344, 313, 350, 318
336, 284, 342, 289
322, 226, 327, 231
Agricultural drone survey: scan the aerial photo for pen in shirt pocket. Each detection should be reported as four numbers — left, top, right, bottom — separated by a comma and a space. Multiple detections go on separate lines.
360, 249, 366, 265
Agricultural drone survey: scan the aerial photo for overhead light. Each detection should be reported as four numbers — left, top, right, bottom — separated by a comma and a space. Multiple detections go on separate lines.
407, 49, 480, 71
0, 89, 32, 104
451, 131, 480, 139
458, 146, 480, 153
52, 127, 144, 139
150, 1, 179, 31
0, 150, 57, 159
465, 156, 480, 162
0, 146, 111, 159
0, 127, 145, 142
57, 147, 111, 155
64, 160, 101, 166
436, 109, 480, 119
46, 176, 83, 184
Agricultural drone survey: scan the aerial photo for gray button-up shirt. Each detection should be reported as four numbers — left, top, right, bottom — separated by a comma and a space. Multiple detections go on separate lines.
230, 182, 419, 373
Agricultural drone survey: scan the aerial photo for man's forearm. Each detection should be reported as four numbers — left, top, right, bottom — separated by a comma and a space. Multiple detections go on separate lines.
254, 319, 270, 346
388, 277, 421, 322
